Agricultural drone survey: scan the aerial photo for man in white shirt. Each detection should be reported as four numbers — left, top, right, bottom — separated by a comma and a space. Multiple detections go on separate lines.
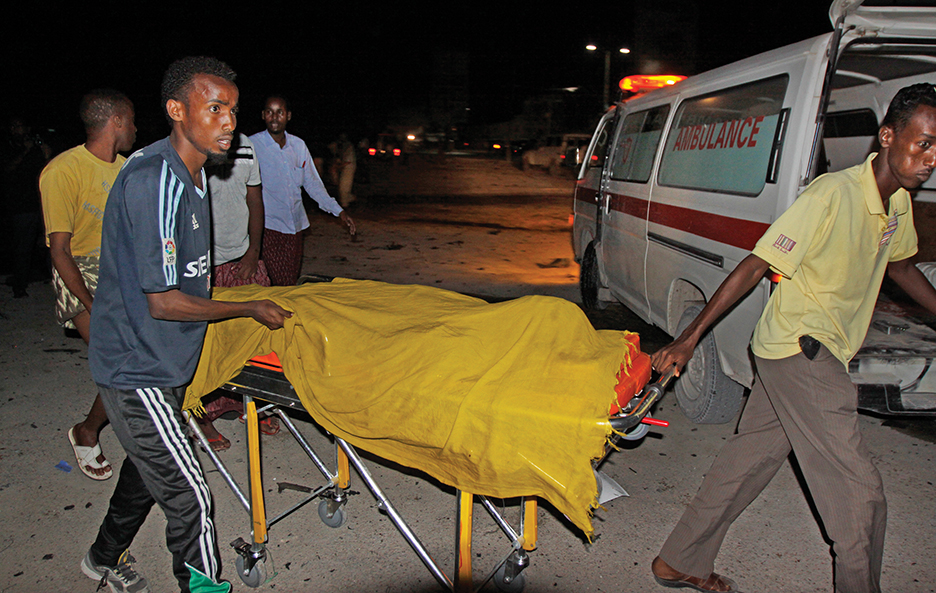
250, 96, 354, 285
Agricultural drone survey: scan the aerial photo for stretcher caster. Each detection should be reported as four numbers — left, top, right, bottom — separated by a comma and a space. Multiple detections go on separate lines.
235, 553, 268, 588
318, 498, 347, 528
493, 550, 528, 592
231, 538, 270, 588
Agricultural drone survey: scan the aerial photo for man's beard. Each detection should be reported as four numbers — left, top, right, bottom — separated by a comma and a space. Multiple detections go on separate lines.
205, 150, 229, 166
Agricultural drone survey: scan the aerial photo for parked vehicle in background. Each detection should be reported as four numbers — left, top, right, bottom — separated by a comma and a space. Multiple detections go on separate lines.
558, 135, 593, 170
367, 133, 404, 161
489, 139, 531, 161
522, 133, 591, 174
573, 1, 936, 423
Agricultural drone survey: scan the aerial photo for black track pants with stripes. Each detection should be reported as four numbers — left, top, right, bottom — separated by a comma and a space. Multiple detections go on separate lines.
91, 385, 222, 592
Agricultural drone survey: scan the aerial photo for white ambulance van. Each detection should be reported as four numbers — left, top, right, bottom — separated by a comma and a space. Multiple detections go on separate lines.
573, 1, 936, 423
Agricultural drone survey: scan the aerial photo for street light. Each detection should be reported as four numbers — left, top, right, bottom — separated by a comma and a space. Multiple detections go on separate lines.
586, 45, 631, 109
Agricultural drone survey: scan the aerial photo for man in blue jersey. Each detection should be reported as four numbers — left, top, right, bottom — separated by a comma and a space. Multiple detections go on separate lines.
82, 57, 291, 593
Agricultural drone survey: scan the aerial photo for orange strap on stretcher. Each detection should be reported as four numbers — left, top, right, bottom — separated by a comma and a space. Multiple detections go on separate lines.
247, 352, 283, 371
608, 338, 653, 416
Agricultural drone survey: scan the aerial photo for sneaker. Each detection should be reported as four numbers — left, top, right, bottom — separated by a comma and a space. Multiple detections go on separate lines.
81, 549, 150, 593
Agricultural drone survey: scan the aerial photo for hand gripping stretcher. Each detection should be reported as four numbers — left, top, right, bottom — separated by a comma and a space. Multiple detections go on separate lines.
186, 350, 674, 592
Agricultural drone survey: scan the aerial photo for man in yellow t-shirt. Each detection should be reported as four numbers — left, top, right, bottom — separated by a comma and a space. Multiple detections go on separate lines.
649, 84, 936, 593
40, 89, 136, 481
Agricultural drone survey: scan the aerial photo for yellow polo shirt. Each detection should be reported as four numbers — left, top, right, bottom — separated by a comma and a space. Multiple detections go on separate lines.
40, 145, 125, 257
751, 154, 917, 366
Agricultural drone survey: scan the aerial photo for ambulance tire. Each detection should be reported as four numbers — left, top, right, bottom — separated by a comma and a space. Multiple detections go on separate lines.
580, 241, 602, 310
673, 305, 745, 424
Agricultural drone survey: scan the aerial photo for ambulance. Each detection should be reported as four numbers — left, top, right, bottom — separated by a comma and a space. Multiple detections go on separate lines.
573, 1, 936, 423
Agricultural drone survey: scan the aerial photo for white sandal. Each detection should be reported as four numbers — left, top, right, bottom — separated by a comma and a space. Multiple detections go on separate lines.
68, 427, 113, 480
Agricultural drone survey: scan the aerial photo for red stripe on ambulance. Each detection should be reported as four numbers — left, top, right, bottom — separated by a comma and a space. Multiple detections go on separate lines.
576, 191, 770, 251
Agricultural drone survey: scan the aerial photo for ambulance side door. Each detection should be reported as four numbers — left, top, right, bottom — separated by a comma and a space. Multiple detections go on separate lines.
647, 55, 821, 388
572, 108, 617, 260
598, 102, 674, 320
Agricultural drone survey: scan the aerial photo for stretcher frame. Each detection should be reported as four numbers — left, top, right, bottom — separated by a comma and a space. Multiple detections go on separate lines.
188, 359, 671, 592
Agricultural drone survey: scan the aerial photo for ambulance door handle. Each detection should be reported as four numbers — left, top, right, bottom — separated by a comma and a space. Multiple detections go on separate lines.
602, 192, 611, 216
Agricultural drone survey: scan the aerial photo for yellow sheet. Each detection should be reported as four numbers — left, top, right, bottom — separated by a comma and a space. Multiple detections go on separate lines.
185, 279, 644, 535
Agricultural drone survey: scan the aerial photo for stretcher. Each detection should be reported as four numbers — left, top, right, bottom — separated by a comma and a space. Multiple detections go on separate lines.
187, 350, 674, 592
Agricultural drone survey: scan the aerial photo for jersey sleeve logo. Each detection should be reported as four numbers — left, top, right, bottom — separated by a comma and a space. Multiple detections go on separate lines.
772, 234, 796, 255
163, 238, 177, 267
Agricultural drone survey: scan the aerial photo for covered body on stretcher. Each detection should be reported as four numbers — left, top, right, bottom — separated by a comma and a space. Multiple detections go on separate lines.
185, 279, 656, 589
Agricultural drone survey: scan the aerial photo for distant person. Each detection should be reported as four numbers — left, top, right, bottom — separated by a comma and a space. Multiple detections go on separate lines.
83, 56, 291, 593
39, 89, 136, 481
198, 132, 277, 449
331, 133, 356, 208
649, 84, 936, 593
2, 115, 51, 297
250, 96, 355, 286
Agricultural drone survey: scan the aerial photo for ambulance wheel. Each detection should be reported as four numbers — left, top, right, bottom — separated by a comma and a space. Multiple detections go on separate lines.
673, 305, 745, 424
235, 554, 268, 588
493, 562, 526, 593
318, 500, 347, 528
580, 241, 605, 310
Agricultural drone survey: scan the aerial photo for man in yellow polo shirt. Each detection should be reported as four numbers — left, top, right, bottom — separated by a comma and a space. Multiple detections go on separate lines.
649, 83, 936, 593
40, 89, 136, 481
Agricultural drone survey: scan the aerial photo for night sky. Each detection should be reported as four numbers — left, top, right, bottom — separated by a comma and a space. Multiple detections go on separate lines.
4, 1, 831, 149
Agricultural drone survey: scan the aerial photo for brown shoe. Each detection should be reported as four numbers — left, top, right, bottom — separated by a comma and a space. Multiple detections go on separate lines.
651, 557, 738, 592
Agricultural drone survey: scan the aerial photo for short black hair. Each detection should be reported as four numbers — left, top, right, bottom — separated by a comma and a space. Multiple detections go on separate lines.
882, 83, 936, 133
161, 56, 236, 118
263, 95, 290, 112
79, 89, 132, 132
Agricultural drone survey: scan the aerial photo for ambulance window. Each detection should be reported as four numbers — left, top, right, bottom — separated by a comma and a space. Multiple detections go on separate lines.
587, 119, 613, 169
821, 109, 879, 173
824, 110, 878, 138
658, 75, 789, 196
609, 105, 670, 182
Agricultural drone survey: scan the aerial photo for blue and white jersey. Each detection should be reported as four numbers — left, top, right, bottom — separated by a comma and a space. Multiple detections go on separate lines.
90, 137, 213, 389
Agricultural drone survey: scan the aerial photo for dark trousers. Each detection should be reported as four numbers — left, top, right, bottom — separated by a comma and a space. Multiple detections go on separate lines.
9, 210, 41, 293
261, 227, 303, 286
659, 346, 886, 593
91, 386, 223, 593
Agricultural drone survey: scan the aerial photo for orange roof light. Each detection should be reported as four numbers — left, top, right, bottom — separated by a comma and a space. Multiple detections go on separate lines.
619, 74, 686, 93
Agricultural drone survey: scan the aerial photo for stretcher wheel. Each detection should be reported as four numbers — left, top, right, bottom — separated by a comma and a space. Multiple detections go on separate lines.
235, 552, 269, 588
493, 562, 526, 592
318, 499, 347, 528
